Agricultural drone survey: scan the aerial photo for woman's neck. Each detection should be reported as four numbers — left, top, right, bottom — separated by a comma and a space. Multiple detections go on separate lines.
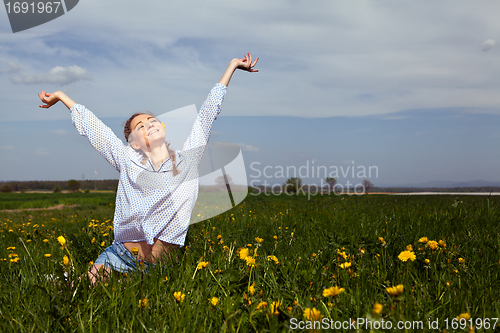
144, 144, 169, 169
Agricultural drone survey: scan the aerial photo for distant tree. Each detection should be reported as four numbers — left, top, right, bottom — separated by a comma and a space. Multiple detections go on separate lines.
324, 177, 337, 193
283, 177, 302, 193
53, 184, 62, 193
215, 175, 233, 189
362, 179, 374, 194
67, 179, 80, 192
0, 183, 12, 193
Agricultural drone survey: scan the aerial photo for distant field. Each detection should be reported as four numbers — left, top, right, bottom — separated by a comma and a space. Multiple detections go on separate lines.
1, 192, 500, 332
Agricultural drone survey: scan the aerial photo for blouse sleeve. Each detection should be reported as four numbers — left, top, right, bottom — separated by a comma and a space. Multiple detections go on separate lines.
70, 104, 127, 172
182, 83, 227, 152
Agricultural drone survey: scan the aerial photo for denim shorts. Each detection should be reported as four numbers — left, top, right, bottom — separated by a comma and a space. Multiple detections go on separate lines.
94, 242, 155, 274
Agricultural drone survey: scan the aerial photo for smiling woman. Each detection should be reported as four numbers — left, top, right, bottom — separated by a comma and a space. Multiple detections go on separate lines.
37, 53, 259, 284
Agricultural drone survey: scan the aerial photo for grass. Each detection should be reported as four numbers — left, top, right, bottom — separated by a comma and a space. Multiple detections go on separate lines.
1, 192, 500, 332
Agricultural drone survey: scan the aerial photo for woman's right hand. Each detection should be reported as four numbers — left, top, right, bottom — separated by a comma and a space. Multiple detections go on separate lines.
38, 90, 77, 110
38, 90, 61, 108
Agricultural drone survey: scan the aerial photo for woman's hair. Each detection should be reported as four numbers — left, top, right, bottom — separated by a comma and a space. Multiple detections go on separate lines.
124, 112, 180, 176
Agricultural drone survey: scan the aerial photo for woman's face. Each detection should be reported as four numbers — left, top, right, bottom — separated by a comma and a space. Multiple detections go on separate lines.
129, 114, 166, 150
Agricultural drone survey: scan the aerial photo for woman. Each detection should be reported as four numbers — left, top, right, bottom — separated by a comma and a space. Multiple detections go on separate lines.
39, 53, 259, 284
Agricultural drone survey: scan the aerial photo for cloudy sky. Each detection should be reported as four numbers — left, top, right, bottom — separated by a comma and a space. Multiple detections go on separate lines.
1, 0, 500, 187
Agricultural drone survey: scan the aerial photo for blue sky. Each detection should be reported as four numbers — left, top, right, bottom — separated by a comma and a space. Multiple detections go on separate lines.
1, 1, 500, 187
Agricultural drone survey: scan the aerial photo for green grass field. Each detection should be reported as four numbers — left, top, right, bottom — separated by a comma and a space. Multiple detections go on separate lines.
1, 192, 500, 332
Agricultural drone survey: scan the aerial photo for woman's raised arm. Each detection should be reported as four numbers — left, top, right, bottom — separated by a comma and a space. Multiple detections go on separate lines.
38, 90, 77, 110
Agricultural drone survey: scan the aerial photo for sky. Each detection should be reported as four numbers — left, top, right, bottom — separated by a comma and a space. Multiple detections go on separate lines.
1, 0, 500, 188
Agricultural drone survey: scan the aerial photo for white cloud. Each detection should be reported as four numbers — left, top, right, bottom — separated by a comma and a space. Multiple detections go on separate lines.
5, 61, 21, 73
238, 143, 259, 152
482, 39, 496, 52
10, 65, 91, 85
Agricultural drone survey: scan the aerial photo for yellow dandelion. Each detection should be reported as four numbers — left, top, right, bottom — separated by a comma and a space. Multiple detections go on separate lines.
372, 302, 383, 315
44, 254, 51, 258
273, 235, 277, 240
405, 244, 413, 251
255, 237, 263, 243
62, 255, 70, 266
131, 247, 139, 255
303, 307, 322, 321
138, 298, 149, 308
322, 286, 345, 297
239, 248, 249, 260
256, 301, 268, 310
43, 239, 49, 243
197, 261, 209, 270
457, 312, 471, 320
337, 250, 348, 259
458, 258, 465, 264
398, 250, 416, 262
418, 237, 428, 243
267, 255, 279, 264
57, 236, 66, 247
210, 297, 219, 306
424, 259, 430, 265
427, 240, 439, 250
173, 291, 185, 303
270, 301, 281, 315
378, 237, 386, 245
101, 241, 105, 247
386, 284, 404, 296
7, 246, 15, 250
339, 262, 351, 269
438, 240, 446, 248
8, 253, 18, 258
10, 257, 20, 263
245, 256, 256, 266
248, 283, 256, 295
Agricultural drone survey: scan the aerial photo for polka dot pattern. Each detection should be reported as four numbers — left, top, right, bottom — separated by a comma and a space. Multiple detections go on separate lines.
71, 83, 227, 246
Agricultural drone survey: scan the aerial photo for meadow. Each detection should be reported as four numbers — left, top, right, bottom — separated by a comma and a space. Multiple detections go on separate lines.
1, 192, 500, 332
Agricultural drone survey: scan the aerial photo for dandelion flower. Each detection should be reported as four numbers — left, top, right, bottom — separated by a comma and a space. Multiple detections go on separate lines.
101, 241, 105, 247
62, 255, 70, 266
138, 298, 149, 308
239, 248, 249, 260
339, 262, 351, 269
43, 239, 49, 243
256, 301, 268, 310
438, 240, 446, 248
418, 237, 428, 243
405, 244, 413, 251
378, 237, 386, 245
322, 286, 345, 297
270, 301, 281, 316
173, 291, 185, 303
197, 261, 209, 270
44, 254, 51, 258
458, 258, 465, 264
424, 259, 430, 265
398, 250, 416, 262
210, 297, 219, 306
457, 312, 471, 320
372, 302, 383, 315
255, 237, 263, 243
428, 240, 439, 250
386, 284, 404, 296
10, 257, 20, 263
7, 246, 15, 250
245, 256, 256, 266
267, 255, 279, 264
131, 247, 139, 255
303, 307, 322, 321
57, 236, 66, 247
248, 283, 256, 295
337, 250, 348, 259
